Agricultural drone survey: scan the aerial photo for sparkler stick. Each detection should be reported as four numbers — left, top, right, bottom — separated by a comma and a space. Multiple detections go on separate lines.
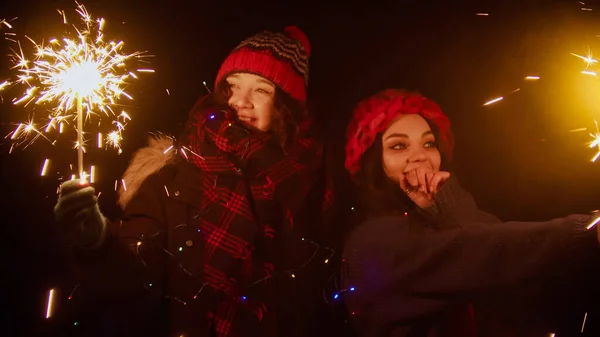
77, 95, 83, 178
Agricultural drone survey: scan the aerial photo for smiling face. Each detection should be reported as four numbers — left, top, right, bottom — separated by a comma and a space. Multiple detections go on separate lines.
226, 73, 277, 131
381, 114, 441, 182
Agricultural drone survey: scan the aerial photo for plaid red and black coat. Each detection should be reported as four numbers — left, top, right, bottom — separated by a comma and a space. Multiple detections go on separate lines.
67, 104, 344, 337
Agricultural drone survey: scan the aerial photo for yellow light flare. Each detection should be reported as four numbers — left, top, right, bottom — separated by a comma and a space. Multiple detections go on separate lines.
525, 76, 540, 80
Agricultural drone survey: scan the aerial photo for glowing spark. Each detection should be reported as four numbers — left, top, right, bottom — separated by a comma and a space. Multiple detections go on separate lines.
582, 70, 597, 77
80, 170, 89, 182
40, 158, 50, 176
11, 123, 24, 140
107, 130, 122, 149
589, 121, 600, 162
202, 81, 211, 93
475, 13, 489, 16
163, 145, 173, 154
587, 215, 600, 229
89, 165, 95, 183
45, 288, 55, 319
121, 179, 127, 191
582, 8, 592, 11
97, 132, 103, 147
0, 17, 16, 30
582, 312, 588, 332
166, 89, 170, 95
572, 52, 597, 67
525, 76, 540, 80
1, 3, 152, 152
483, 96, 503, 106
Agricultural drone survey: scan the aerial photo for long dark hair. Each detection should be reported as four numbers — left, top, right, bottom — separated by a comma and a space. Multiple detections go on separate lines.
354, 118, 449, 218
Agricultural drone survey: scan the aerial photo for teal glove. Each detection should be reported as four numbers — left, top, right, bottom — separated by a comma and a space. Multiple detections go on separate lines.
54, 180, 106, 249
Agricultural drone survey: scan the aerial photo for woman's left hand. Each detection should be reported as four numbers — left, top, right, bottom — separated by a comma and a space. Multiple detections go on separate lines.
398, 168, 450, 209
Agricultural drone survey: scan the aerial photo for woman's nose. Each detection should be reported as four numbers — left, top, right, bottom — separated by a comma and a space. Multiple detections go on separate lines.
407, 149, 427, 163
229, 90, 252, 109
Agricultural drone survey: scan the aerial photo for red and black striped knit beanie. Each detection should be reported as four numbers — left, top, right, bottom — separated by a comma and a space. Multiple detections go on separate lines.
215, 26, 311, 102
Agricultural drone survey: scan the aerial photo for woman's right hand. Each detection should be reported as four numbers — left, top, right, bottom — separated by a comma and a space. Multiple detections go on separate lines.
54, 180, 106, 249
399, 168, 450, 209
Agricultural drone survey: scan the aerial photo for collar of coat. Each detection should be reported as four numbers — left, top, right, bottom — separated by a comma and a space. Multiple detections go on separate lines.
118, 134, 176, 209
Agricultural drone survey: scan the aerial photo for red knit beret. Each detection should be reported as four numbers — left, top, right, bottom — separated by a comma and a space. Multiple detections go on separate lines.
345, 89, 455, 177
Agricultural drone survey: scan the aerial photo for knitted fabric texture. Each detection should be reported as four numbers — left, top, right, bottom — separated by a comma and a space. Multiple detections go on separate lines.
344, 89, 454, 177
215, 26, 311, 102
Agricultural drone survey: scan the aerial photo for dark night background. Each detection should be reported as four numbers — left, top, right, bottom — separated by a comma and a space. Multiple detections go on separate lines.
3, 0, 600, 335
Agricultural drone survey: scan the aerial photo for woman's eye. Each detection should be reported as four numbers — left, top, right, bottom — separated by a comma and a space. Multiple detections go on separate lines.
390, 143, 407, 150
256, 88, 271, 94
424, 141, 438, 148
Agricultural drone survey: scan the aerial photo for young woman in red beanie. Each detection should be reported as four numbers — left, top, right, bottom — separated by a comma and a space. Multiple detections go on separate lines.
53, 27, 339, 337
341, 89, 600, 337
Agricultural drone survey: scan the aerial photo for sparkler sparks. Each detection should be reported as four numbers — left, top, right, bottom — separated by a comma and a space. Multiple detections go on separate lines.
0, 18, 16, 30
1, 2, 152, 177
588, 126, 600, 162
571, 52, 600, 162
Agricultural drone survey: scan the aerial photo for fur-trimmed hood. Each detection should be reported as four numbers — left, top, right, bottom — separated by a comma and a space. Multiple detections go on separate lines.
118, 135, 177, 209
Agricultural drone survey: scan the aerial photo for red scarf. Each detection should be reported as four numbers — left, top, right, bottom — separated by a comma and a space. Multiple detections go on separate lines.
183, 108, 324, 336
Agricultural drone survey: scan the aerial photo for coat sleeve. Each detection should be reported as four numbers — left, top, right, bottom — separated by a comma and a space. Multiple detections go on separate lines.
341, 213, 598, 331
69, 172, 169, 303
418, 175, 501, 226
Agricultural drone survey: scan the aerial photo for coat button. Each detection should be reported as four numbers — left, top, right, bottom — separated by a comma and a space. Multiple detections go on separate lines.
174, 191, 180, 197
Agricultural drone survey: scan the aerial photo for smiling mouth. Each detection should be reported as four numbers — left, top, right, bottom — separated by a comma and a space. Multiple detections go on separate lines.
238, 116, 257, 123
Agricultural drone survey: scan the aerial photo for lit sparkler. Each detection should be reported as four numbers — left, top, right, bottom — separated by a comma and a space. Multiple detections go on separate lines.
1, 2, 152, 179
